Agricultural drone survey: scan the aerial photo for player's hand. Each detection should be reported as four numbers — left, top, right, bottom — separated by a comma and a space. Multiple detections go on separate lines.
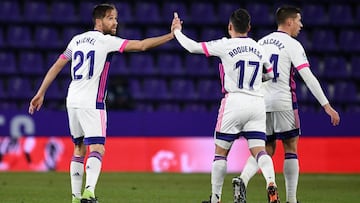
28, 95, 44, 115
323, 104, 340, 126
171, 12, 182, 32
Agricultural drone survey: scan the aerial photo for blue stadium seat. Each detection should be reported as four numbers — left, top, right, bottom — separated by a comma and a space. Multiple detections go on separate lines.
45, 81, 67, 99
308, 56, 323, 77
134, 102, 154, 112
351, 56, 360, 78
162, 2, 188, 21
356, 5, 360, 24
0, 102, 18, 110
135, 2, 161, 23
129, 54, 156, 75
0, 52, 17, 74
34, 26, 61, 48
197, 79, 223, 100
129, 79, 144, 100
7, 77, 33, 99
142, 79, 169, 100
296, 30, 311, 50
19, 52, 44, 75
110, 55, 129, 75
183, 103, 207, 112
79, 2, 95, 24
0, 28, 3, 47
255, 29, 273, 40
328, 4, 353, 26
339, 30, 360, 52
200, 28, 225, 41
0, 81, 7, 99
311, 30, 337, 52
333, 82, 357, 103
323, 56, 349, 79
217, 3, 239, 24
246, 3, 273, 25
62, 27, 84, 43
157, 53, 184, 76
118, 28, 143, 40
302, 4, 328, 26
185, 55, 212, 76
190, 2, 217, 24
7, 26, 33, 48
295, 83, 310, 102
24, 1, 49, 22
0, 1, 21, 22
51, 2, 78, 23
157, 103, 180, 112
114, 2, 133, 23
169, 79, 197, 100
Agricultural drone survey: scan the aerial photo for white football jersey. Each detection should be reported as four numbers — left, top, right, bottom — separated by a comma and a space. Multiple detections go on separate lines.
258, 31, 309, 111
61, 31, 128, 109
202, 37, 272, 97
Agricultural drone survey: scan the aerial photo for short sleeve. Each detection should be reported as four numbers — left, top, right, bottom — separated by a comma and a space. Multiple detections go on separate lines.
104, 35, 128, 53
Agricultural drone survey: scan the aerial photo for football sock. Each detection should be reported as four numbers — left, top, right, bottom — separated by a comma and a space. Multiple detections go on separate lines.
240, 155, 259, 187
84, 151, 103, 194
70, 156, 85, 199
211, 155, 227, 202
284, 153, 299, 203
256, 151, 276, 187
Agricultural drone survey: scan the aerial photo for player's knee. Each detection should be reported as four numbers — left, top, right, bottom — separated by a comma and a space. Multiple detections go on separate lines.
89, 144, 105, 155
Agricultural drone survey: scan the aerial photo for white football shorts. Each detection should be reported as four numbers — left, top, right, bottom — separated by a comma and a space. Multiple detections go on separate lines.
266, 109, 301, 140
214, 93, 267, 149
67, 108, 107, 145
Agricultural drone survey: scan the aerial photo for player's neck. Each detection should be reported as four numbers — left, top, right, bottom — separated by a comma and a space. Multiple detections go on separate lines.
277, 26, 291, 36
231, 33, 247, 38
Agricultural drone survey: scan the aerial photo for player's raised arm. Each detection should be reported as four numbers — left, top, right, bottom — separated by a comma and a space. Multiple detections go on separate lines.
123, 14, 179, 52
173, 13, 204, 54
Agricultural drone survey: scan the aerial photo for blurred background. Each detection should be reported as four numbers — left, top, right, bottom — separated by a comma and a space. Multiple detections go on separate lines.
0, 0, 359, 112
0, 0, 359, 172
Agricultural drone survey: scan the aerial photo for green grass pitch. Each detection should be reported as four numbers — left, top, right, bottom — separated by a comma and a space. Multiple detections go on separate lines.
0, 172, 359, 203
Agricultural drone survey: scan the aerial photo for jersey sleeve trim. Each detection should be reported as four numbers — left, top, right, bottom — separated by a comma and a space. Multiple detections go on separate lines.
201, 42, 210, 57
119, 39, 129, 53
296, 63, 310, 71
59, 54, 68, 60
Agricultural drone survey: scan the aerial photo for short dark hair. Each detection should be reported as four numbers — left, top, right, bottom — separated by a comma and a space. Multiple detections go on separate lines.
92, 3, 116, 24
276, 5, 301, 25
229, 8, 251, 33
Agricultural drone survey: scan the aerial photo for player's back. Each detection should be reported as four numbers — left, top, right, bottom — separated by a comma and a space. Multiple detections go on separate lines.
65, 31, 126, 109
208, 37, 269, 97
258, 31, 308, 111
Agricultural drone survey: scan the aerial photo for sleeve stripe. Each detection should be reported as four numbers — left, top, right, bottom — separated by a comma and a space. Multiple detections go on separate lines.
119, 39, 129, 53
201, 42, 210, 57
296, 63, 310, 71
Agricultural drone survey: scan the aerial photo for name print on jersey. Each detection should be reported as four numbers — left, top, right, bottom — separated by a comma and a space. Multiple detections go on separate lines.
228, 45, 263, 59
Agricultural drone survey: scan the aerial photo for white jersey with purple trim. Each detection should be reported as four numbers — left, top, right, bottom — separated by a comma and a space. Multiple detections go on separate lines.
202, 37, 272, 97
62, 31, 128, 109
258, 31, 309, 111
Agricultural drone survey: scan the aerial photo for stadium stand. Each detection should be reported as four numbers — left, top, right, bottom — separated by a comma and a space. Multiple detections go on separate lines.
0, 0, 358, 112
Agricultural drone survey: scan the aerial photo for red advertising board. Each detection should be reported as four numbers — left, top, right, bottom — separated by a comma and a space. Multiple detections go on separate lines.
0, 136, 359, 173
